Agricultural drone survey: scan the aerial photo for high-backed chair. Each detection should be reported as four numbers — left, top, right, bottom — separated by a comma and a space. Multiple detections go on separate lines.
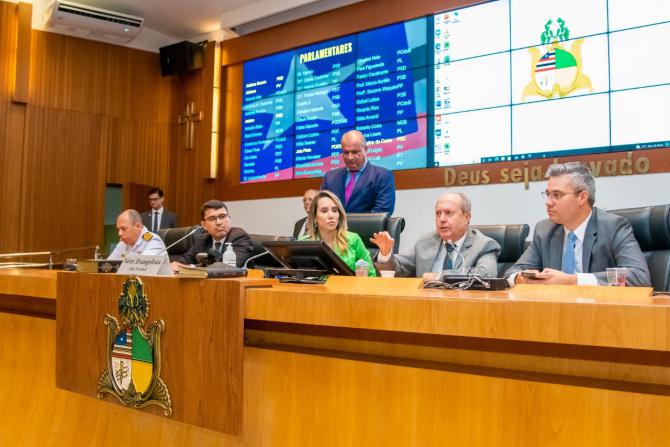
610, 204, 670, 292
471, 224, 530, 277
346, 213, 405, 258
157, 225, 201, 262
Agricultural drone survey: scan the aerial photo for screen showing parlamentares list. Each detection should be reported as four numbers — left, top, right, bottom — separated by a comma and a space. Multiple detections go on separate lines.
241, 18, 428, 183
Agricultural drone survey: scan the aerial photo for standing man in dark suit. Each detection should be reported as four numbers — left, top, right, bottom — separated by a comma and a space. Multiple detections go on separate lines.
505, 162, 650, 286
321, 130, 395, 214
170, 200, 253, 269
141, 187, 177, 232
293, 189, 318, 239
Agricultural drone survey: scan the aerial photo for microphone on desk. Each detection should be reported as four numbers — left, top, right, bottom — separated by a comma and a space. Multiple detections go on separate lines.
243, 250, 270, 269
196, 248, 222, 267
447, 239, 466, 274
159, 225, 202, 255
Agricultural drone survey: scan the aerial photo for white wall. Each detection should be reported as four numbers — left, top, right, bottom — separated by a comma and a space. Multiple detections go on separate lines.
226, 172, 670, 252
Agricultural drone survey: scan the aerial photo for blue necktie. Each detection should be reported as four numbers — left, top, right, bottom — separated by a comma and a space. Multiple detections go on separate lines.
442, 243, 454, 270
561, 232, 577, 274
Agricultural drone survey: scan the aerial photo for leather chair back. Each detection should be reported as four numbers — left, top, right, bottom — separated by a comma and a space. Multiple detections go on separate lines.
471, 224, 530, 277
347, 213, 405, 258
610, 205, 670, 292
157, 226, 200, 261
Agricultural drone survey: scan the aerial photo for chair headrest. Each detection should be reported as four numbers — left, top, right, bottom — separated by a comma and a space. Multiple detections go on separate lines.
609, 205, 670, 251
471, 224, 530, 263
346, 213, 389, 245
158, 226, 201, 254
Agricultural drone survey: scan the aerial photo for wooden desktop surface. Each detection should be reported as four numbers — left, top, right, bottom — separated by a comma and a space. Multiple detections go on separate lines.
2, 269, 669, 445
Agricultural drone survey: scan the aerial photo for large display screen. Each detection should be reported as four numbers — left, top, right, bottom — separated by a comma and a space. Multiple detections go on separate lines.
241, 0, 670, 183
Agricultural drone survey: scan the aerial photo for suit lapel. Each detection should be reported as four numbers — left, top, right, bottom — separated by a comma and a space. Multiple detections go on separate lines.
582, 209, 597, 272
420, 233, 442, 274
454, 230, 474, 270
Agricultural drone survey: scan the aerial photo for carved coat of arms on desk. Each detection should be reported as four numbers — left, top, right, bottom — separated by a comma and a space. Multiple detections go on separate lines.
97, 276, 172, 416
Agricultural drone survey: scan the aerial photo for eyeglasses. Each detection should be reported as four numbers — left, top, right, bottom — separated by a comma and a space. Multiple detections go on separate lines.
204, 213, 230, 223
541, 190, 580, 201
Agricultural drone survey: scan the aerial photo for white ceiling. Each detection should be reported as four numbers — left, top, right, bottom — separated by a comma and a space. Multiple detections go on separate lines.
24, 0, 364, 51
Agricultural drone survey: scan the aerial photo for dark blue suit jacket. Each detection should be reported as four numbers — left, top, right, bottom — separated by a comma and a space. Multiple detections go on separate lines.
320, 163, 396, 214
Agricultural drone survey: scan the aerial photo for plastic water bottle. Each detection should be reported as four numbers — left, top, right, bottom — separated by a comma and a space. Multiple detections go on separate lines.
222, 243, 236, 267
355, 259, 369, 277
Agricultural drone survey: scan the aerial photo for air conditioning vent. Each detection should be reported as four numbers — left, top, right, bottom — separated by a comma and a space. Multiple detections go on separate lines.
44, 0, 144, 44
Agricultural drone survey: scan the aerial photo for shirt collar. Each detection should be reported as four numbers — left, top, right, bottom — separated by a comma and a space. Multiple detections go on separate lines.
565, 210, 592, 243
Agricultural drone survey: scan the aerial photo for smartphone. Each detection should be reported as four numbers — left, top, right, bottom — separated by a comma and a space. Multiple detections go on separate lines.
520, 271, 540, 279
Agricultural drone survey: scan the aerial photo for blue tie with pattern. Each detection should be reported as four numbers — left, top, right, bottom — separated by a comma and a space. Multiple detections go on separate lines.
442, 243, 454, 270
561, 232, 577, 274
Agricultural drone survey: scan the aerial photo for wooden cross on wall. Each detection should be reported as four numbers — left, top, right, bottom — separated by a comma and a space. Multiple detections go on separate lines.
178, 102, 203, 149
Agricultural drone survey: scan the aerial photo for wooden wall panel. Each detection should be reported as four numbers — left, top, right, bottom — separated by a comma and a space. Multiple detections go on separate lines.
0, 102, 25, 252
28, 30, 179, 122
105, 117, 172, 189
0, 2, 18, 101
19, 105, 107, 252
171, 42, 216, 226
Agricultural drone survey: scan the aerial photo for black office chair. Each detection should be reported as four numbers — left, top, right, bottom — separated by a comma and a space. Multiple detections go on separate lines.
157, 226, 200, 262
471, 224, 530, 277
247, 234, 289, 268
610, 204, 670, 292
346, 213, 405, 258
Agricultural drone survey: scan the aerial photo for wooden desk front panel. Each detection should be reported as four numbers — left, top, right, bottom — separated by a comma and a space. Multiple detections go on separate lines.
242, 346, 670, 446
55, 273, 267, 435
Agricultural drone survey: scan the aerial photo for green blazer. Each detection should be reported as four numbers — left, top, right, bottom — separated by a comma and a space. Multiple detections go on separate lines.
301, 231, 376, 277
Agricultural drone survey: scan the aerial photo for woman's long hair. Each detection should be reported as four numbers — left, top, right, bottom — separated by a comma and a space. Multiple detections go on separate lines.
306, 190, 349, 253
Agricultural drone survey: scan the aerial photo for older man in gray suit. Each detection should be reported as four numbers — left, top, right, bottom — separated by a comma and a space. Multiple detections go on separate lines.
505, 162, 650, 286
372, 192, 501, 279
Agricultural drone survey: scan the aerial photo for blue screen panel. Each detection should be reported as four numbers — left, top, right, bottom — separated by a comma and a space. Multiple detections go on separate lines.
359, 117, 428, 171
242, 50, 295, 103
295, 36, 357, 91
357, 17, 428, 78
240, 136, 294, 183
295, 82, 356, 133
293, 127, 352, 179
241, 93, 295, 143
355, 66, 427, 124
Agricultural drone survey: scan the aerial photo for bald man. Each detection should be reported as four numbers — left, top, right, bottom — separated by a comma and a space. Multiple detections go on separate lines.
372, 192, 501, 279
320, 130, 396, 214
293, 189, 319, 238
108, 209, 166, 260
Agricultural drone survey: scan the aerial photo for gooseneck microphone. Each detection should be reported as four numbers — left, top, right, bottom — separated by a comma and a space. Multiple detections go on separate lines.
243, 250, 270, 269
447, 239, 466, 274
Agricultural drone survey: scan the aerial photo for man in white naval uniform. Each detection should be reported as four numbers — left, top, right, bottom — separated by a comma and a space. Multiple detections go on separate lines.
108, 209, 166, 260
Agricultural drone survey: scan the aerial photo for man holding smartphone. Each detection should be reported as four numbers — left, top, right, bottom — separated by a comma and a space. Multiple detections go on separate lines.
505, 162, 650, 286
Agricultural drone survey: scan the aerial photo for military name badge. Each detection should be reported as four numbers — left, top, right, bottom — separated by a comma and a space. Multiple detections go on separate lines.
97, 276, 172, 415
522, 18, 592, 100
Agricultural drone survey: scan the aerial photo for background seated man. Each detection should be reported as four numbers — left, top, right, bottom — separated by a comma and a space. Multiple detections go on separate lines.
171, 200, 253, 270
505, 162, 650, 286
293, 189, 318, 239
301, 190, 376, 276
372, 192, 500, 279
108, 209, 166, 260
